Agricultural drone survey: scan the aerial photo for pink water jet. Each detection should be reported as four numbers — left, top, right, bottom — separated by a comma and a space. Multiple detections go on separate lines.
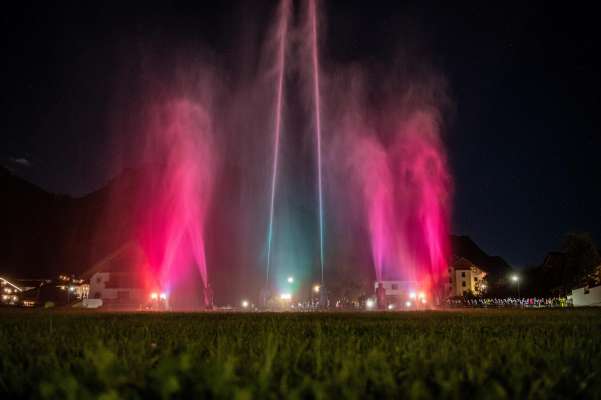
350, 110, 452, 296
136, 99, 215, 308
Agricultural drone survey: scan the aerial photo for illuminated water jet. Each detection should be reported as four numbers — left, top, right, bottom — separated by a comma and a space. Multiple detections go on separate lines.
102, 1, 453, 309
308, 0, 325, 285
265, 0, 291, 286
343, 105, 452, 301
135, 99, 215, 310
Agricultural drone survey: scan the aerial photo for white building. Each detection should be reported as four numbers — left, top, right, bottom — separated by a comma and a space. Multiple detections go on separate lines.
84, 243, 151, 308
373, 280, 426, 307
88, 271, 145, 305
569, 285, 601, 306
446, 257, 487, 297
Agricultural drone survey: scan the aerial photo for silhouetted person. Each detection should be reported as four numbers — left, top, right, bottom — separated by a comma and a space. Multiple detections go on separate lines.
319, 285, 328, 309
376, 282, 386, 309
205, 283, 214, 310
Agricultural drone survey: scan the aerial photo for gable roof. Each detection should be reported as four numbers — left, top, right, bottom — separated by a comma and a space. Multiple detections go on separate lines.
82, 242, 148, 280
451, 256, 477, 270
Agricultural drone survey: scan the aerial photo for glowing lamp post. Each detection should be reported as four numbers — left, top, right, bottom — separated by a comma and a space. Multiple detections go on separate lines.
287, 276, 294, 284
366, 299, 375, 310
511, 275, 521, 298
418, 292, 427, 307
241, 300, 249, 309
313, 284, 320, 294
149, 292, 168, 310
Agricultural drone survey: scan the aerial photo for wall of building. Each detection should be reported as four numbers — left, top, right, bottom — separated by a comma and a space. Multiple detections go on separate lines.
373, 281, 419, 297
89, 272, 145, 305
447, 266, 486, 297
570, 285, 601, 306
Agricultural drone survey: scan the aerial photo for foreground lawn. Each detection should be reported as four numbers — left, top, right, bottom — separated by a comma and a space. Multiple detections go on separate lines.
0, 309, 600, 399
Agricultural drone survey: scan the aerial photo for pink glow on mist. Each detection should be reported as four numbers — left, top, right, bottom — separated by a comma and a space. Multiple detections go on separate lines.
136, 99, 215, 307
352, 111, 451, 292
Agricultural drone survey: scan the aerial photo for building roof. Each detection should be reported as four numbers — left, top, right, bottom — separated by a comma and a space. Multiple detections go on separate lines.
103, 272, 144, 289
451, 257, 477, 270
83, 242, 145, 278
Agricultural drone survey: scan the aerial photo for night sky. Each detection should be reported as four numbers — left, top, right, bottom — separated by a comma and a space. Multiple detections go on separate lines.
1, 0, 599, 267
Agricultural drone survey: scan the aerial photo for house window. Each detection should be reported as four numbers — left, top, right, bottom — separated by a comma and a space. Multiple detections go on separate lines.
462, 281, 466, 287
474, 277, 478, 282
461, 272, 466, 277
584, 287, 590, 295
449, 278, 452, 284
391, 284, 398, 290
96, 277, 102, 284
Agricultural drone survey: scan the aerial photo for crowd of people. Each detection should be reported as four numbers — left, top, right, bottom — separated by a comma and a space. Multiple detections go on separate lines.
447, 297, 571, 308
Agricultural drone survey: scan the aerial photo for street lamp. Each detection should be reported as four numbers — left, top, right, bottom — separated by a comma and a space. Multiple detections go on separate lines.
511, 275, 520, 298
287, 276, 294, 284
313, 284, 320, 293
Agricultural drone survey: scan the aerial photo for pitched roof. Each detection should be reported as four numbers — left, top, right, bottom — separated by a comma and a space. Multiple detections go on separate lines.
451, 256, 477, 270
82, 242, 148, 279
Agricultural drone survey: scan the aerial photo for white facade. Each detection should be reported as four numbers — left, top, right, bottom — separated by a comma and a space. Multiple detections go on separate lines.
570, 285, 601, 307
82, 298, 103, 308
89, 272, 145, 306
374, 281, 420, 297
446, 258, 487, 297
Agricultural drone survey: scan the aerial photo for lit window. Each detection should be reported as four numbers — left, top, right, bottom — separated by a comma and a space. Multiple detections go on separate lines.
462, 281, 466, 287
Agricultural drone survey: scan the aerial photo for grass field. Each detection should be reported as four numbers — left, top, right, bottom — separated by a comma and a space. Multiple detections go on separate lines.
0, 309, 600, 399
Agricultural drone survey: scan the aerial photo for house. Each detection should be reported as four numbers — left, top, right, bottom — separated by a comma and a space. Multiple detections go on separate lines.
372, 280, 426, 307
569, 285, 601, 306
0, 276, 23, 305
84, 243, 155, 309
446, 257, 487, 297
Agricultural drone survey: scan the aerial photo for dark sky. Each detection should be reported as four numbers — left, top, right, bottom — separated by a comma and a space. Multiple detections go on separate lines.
1, 0, 599, 267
